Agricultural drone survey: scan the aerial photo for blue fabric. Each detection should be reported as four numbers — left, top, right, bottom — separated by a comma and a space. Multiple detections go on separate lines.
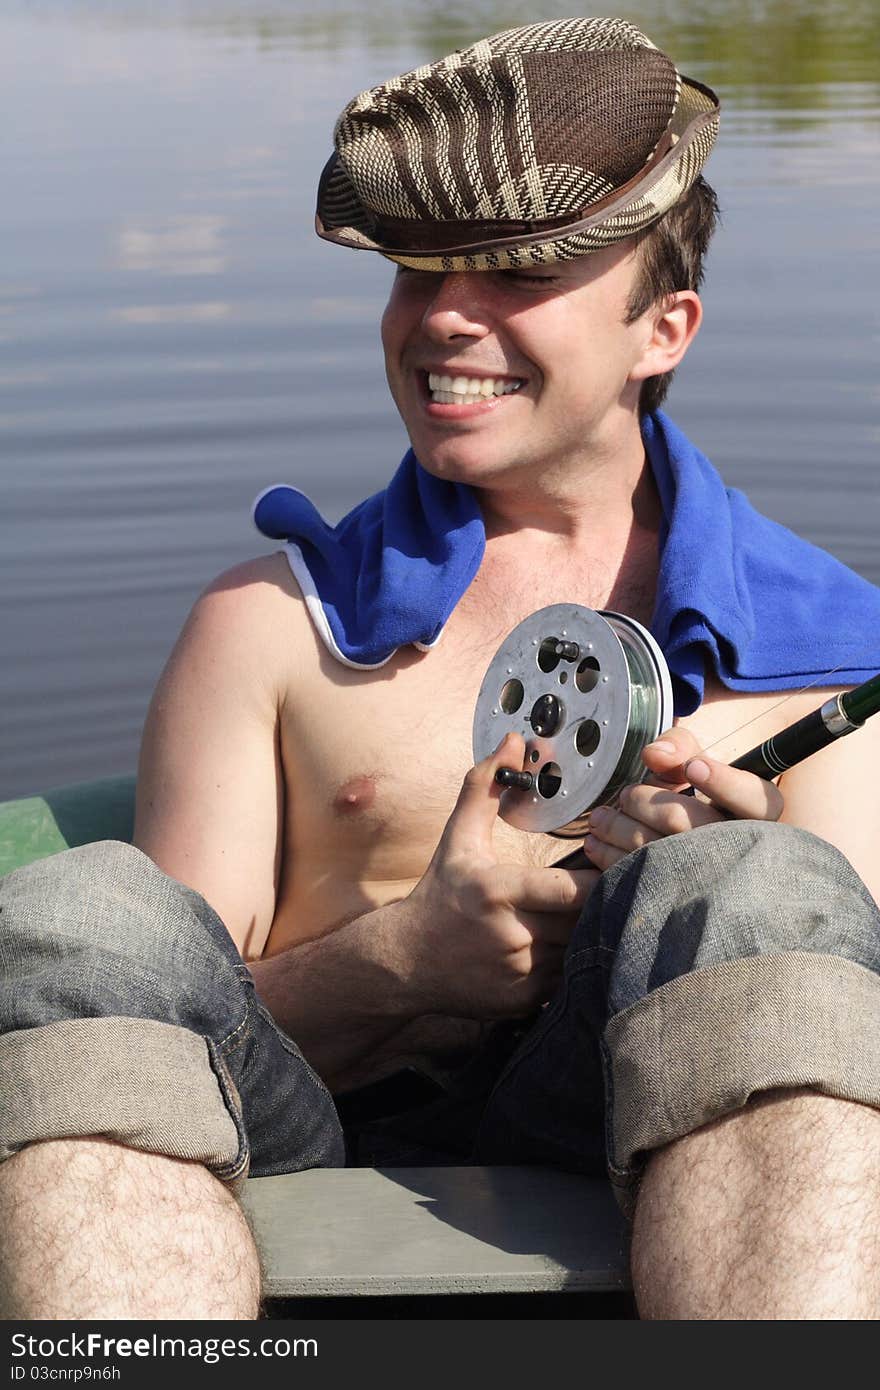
253, 452, 484, 667
253, 411, 880, 713
644, 412, 880, 712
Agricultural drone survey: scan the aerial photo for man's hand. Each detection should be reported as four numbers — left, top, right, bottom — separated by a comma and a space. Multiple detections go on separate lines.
582, 724, 784, 871
398, 732, 598, 1019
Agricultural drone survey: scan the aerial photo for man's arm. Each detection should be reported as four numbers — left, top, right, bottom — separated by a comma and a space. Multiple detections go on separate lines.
134, 557, 286, 960
132, 557, 430, 1080
134, 572, 592, 1090
774, 691, 880, 902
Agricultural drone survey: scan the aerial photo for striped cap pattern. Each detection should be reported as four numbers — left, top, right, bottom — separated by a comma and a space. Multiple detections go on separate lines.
316, 17, 720, 270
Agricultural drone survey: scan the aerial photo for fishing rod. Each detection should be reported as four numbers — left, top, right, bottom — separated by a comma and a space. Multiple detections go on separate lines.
728, 672, 880, 778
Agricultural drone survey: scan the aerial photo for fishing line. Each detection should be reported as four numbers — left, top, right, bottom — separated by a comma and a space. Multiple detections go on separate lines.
692, 662, 849, 761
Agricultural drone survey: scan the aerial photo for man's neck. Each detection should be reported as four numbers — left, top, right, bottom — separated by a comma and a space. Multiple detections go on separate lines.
477, 416, 658, 548
469, 437, 663, 630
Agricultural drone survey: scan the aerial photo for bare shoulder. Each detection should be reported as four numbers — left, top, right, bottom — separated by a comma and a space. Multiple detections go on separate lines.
201, 550, 297, 599
171, 551, 315, 700
194, 551, 307, 639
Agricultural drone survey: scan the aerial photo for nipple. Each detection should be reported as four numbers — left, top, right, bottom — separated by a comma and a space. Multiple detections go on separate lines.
333, 775, 377, 815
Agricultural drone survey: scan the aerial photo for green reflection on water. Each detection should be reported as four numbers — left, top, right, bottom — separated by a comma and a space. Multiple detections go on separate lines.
13, 1, 880, 96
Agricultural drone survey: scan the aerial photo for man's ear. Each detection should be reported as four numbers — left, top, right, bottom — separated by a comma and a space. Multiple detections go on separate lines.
630, 290, 702, 383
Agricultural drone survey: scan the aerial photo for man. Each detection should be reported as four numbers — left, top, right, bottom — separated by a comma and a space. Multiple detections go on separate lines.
2, 18, 879, 1320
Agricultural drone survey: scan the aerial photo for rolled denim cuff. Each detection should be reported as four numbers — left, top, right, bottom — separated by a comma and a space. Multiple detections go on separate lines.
0, 1016, 249, 1183
605, 951, 880, 1213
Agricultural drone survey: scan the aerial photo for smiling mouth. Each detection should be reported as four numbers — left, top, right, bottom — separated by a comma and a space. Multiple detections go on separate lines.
426, 372, 525, 405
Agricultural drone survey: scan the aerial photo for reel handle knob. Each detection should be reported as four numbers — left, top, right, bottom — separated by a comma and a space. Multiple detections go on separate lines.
495, 767, 535, 791
554, 641, 581, 662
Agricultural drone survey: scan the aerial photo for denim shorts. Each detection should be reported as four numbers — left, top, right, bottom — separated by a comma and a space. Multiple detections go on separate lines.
1, 822, 878, 1211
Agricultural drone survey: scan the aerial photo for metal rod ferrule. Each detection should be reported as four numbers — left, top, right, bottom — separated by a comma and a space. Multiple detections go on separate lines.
821, 694, 862, 736
840, 671, 880, 726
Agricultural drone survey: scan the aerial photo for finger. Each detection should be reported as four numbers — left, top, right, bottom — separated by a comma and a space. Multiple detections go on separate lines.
588, 803, 664, 852
515, 911, 581, 949
683, 755, 784, 821
499, 864, 599, 915
580, 834, 630, 871
618, 782, 723, 833
442, 731, 526, 856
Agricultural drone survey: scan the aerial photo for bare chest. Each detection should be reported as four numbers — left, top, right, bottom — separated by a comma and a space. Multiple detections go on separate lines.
280, 612, 550, 879
270, 565, 806, 952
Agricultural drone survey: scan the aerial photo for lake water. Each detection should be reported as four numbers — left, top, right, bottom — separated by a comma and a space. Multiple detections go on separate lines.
2, 0, 879, 799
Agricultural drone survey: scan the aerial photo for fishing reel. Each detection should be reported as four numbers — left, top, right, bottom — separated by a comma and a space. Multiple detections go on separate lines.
472, 604, 674, 838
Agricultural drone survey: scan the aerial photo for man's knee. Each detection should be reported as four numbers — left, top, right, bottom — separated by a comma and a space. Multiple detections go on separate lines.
589, 819, 880, 1002
584, 821, 880, 1214
0, 1137, 262, 1320
0, 842, 252, 1184
0, 840, 242, 1027
2, 839, 231, 964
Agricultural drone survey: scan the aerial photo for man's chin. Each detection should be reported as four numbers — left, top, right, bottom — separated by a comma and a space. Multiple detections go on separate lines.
411, 454, 496, 487
407, 440, 510, 487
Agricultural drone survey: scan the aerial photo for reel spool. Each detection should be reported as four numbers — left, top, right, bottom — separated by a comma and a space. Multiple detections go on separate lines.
472, 604, 674, 837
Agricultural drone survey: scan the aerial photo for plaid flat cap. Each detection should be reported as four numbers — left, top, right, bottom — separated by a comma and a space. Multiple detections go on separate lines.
315, 16, 720, 271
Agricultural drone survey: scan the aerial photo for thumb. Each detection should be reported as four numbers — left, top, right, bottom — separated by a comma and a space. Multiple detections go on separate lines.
443, 731, 527, 858
640, 725, 704, 787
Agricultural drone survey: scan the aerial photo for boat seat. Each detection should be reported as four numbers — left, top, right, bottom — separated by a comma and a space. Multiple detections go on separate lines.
0, 779, 631, 1305
244, 1165, 629, 1300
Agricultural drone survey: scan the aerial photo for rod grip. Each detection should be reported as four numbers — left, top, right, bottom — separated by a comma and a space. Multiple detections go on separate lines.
730, 708, 836, 780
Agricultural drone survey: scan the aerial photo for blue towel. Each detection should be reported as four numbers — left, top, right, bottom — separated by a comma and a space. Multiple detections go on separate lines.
254, 411, 880, 714
252, 459, 484, 668
645, 412, 880, 712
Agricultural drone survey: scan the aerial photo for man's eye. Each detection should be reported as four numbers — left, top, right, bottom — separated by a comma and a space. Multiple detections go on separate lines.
501, 270, 559, 287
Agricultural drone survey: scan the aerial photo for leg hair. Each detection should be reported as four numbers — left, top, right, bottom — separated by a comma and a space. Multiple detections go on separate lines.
632, 1089, 880, 1320
0, 1138, 262, 1319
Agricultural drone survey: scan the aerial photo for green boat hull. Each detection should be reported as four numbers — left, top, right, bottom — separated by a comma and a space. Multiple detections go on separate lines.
0, 775, 136, 878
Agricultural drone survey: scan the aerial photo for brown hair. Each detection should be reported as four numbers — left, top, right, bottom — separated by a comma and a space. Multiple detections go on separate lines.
625, 174, 720, 415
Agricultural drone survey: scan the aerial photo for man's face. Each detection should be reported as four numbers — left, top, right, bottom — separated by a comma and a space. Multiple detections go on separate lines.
380, 240, 656, 488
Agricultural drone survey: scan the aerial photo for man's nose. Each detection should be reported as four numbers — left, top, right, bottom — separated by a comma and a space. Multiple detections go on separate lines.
421, 273, 492, 342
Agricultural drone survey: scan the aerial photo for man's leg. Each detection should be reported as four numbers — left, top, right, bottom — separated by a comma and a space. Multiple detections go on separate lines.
0, 843, 345, 1319
0, 1139, 261, 1320
473, 821, 880, 1319
632, 1089, 880, 1319
593, 822, 880, 1320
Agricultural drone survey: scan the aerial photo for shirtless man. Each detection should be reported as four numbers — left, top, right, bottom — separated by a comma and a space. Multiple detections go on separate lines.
2, 18, 879, 1321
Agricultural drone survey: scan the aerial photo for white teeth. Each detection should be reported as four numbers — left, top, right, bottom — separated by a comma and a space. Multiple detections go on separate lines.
427, 372, 523, 403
